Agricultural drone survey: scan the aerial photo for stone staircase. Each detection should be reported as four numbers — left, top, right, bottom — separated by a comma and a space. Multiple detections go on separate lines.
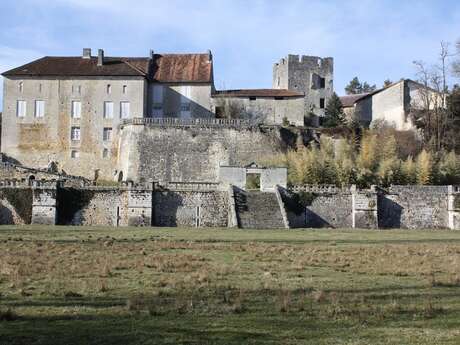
234, 189, 286, 229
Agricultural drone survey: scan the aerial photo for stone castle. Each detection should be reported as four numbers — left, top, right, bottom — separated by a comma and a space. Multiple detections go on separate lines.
0, 48, 458, 230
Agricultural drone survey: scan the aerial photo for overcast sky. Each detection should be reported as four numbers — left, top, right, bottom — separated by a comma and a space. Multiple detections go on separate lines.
1, 0, 459, 110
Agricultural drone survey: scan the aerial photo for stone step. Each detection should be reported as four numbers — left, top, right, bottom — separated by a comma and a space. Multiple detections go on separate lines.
234, 189, 285, 229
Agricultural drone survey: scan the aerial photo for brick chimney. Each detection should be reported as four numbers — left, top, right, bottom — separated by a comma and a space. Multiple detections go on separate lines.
82, 48, 91, 59
97, 49, 104, 66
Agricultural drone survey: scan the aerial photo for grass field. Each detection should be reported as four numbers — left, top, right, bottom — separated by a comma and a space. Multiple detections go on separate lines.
1, 226, 460, 344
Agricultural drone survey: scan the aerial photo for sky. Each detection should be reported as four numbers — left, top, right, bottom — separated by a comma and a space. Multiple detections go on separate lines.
1, 0, 459, 110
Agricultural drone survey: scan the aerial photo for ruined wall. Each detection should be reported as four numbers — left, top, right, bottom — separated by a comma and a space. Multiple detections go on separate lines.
211, 96, 305, 126
0, 186, 33, 224
2, 76, 146, 180
273, 55, 333, 121
153, 190, 228, 227
119, 123, 304, 183
378, 185, 449, 229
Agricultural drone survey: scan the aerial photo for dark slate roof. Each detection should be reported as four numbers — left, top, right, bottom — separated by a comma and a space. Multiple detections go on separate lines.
2, 53, 213, 83
339, 93, 370, 107
213, 89, 304, 98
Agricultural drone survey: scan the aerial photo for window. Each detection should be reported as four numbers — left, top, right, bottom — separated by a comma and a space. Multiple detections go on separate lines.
102, 148, 109, 158
249, 96, 256, 101
319, 98, 325, 109
152, 85, 163, 117
123, 85, 127, 94
104, 101, 114, 118
320, 77, 326, 89
274, 96, 284, 100
34, 100, 45, 117
107, 84, 111, 94
19, 81, 23, 93
71, 126, 81, 141
180, 85, 191, 118
103, 127, 112, 141
71, 101, 81, 118
16, 100, 26, 117
70, 150, 80, 159
120, 101, 130, 119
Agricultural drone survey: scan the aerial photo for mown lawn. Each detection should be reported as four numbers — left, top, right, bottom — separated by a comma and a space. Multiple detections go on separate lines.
1, 226, 460, 344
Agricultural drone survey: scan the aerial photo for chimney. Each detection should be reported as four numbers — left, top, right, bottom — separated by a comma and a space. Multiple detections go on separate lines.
82, 48, 91, 59
149, 49, 155, 60
97, 49, 104, 66
207, 49, 212, 62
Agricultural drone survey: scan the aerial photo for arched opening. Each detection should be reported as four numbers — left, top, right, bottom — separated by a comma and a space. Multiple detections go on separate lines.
28, 175, 35, 186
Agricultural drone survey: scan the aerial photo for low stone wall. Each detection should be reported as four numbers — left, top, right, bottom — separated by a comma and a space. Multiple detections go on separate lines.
153, 190, 228, 227
378, 186, 449, 229
0, 180, 457, 229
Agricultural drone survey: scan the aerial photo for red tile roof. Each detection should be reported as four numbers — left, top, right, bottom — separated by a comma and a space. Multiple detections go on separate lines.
2, 53, 213, 83
213, 89, 304, 98
152, 54, 212, 83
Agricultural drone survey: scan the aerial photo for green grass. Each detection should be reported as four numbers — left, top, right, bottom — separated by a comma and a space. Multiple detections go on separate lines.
1, 226, 460, 344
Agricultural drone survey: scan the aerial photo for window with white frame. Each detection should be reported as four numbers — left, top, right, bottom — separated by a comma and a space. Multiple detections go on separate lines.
34, 100, 45, 118
71, 126, 81, 141
71, 101, 81, 118
120, 101, 130, 119
104, 101, 114, 118
16, 100, 26, 117
103, 127, 112, 141
70, 150, 80, 159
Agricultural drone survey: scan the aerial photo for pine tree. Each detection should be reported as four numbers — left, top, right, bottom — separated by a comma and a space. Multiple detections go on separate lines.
345, 77, 377, 94
323, 93, 345, 127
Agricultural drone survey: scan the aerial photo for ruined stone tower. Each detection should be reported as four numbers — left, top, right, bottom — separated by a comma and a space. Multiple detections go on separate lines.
273, 55, 333, 125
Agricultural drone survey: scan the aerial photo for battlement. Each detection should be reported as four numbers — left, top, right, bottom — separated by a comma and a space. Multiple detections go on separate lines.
274, 55, 333, 70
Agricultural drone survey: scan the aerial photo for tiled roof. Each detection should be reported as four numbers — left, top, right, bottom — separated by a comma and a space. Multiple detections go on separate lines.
152, 54, 212, 83
213, 89, 304, 98
2, 53, 213, 83
339, 93, 370, 107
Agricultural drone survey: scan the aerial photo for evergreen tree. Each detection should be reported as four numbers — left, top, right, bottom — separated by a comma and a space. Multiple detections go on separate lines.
345, 77, 377, 94
323, 93, 345, 127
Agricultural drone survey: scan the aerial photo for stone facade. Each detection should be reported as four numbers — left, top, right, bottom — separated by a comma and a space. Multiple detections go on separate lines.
118, 121, 302, 184
211, 94, 305, 126
0, 180, 457, 229
350, 79, 441, 130
273, 55, 334, 124
377, 185, 449, 229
